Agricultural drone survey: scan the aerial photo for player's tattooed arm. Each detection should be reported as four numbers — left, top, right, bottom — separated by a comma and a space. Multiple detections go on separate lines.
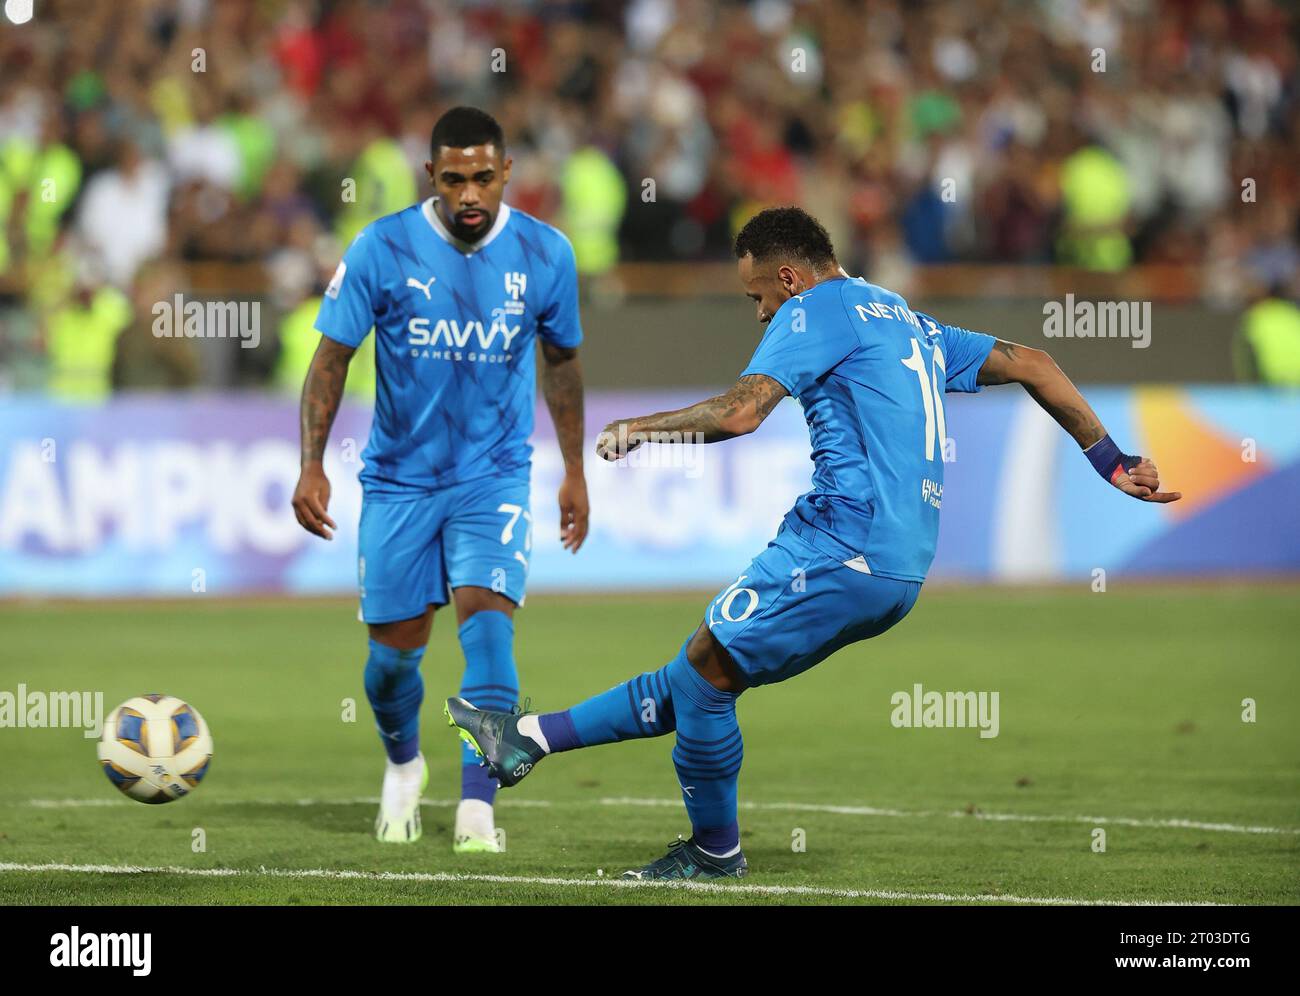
977, 339, 1106, 447
976, 338, 1180, 502
540, 341, 590, 552
292, 336, 355, 539
540, 341, 586, 475
300, 336, 355, 463
596, 374, 787, 460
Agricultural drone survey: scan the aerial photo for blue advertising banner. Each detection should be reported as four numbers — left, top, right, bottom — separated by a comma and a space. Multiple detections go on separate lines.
0, 388, 1296, 597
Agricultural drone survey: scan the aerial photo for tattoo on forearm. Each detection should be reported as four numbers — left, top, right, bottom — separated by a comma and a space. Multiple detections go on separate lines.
736, 374, 787, 420
300, 340, 353, 465
542, 346, 585, 473
1055, 400, 1106, 448
1024, 385, 1105, 449
635, 375, 786, 441
642, 395, 733, 437
978, 339, 1105, 447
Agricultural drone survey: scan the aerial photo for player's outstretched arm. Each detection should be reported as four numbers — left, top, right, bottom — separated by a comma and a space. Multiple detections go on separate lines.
540, 340, 589, 552
976, 339, 1181, 503
292, 336, 356, 539
595, 374, 787, 461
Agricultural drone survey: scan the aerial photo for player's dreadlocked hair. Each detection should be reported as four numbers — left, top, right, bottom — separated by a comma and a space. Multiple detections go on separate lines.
430, 106, 505, 157
734, 206, 837, 271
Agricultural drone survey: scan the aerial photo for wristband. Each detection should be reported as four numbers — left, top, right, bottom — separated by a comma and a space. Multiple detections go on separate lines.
1083, 434, 1139, 484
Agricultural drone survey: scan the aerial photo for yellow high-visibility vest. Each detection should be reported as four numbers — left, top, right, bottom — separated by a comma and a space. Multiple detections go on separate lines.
560, 147, 626, 275
336, 139, 417, 247
47, 287, 132, 401
0, 138, 83, 270
275, 296, 375, 398
1244, 297, 1300, 387
1057, 146, 1132, 272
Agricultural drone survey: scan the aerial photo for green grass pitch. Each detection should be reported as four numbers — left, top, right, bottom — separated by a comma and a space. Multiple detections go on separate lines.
1, 584, 1297, 905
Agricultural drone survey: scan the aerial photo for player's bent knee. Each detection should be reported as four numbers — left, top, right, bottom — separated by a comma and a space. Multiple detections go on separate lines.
451, 586, 516, 626
686, 622, 748, 694
368, 608, 435, 650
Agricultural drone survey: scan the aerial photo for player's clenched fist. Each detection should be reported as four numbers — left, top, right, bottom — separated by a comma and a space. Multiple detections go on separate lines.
1112, 457, 1182, 503
292, 462, 338, 539
596, 420, 645, 461
557, 472, 590, 553
1083, 434, 1181, 504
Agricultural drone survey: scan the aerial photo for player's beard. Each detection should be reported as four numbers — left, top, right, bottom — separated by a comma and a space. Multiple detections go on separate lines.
450, 207, 492, 242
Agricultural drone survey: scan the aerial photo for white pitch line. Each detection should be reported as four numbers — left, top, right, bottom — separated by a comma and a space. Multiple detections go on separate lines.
597, 797, 1300, 836
952, 810, 1299, 835
19, 795, 1298, 836
0, 862, 1221, 906
23, 797, 554, 810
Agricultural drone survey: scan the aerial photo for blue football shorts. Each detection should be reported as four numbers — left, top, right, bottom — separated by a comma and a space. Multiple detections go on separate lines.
704, 518, 922, 687
356, 471, 532, 624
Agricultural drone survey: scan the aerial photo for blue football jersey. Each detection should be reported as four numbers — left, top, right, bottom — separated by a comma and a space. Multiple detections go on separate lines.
740, 276, 995, 582
315, 199, 582, 496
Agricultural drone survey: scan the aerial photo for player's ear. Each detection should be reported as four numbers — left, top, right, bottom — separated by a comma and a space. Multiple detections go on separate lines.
501, 155, 512, 186
778, 264, 800, 297
424, 160, 436, 184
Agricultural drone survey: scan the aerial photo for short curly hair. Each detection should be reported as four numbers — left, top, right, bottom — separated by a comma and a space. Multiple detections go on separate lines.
734, 206, 837, 269
431, 106, 505, 157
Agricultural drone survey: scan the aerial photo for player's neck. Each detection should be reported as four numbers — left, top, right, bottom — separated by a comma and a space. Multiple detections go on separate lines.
423, 197, 511, 254
804, 264, 847, 291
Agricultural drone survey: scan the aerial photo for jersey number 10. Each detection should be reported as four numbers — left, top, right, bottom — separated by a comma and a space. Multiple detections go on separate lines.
900, 338, 947, 462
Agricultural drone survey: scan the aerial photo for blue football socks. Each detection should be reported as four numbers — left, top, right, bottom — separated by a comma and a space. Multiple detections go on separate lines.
665, 651, 743, 854
535, 643, 743, 854
363, 639, 425, 764
541, 644, 684, 749
457, 610, 519, 804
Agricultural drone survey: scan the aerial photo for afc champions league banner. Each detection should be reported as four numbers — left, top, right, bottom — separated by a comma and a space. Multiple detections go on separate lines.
0, 388, 1297, 597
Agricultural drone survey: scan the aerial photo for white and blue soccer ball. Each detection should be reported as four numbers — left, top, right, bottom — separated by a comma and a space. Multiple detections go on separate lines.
97, 694, 213, 804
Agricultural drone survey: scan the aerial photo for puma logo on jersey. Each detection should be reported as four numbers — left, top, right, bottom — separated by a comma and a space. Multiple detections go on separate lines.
406, 275, 437, 300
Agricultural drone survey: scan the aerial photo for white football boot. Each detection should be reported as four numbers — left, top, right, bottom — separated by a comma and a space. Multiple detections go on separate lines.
375, 753, 429, 843
453, 798, 501, 853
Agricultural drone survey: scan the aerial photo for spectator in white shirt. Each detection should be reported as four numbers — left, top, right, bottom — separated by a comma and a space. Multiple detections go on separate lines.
77, 139, 171, 287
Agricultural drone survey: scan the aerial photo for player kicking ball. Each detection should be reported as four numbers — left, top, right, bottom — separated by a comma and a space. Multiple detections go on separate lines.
447, 206, 1180, 879
292, 107, 589, 852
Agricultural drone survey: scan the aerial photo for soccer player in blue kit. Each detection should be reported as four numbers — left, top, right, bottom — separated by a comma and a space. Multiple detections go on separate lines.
447, 206, 1182, 879
291, 107, 589, 852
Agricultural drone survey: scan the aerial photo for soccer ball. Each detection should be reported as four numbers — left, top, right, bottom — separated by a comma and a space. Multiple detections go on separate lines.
97, 694, 213, 804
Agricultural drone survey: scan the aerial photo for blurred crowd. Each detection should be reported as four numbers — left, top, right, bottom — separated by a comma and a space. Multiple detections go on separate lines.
1, 0, 1298, 395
